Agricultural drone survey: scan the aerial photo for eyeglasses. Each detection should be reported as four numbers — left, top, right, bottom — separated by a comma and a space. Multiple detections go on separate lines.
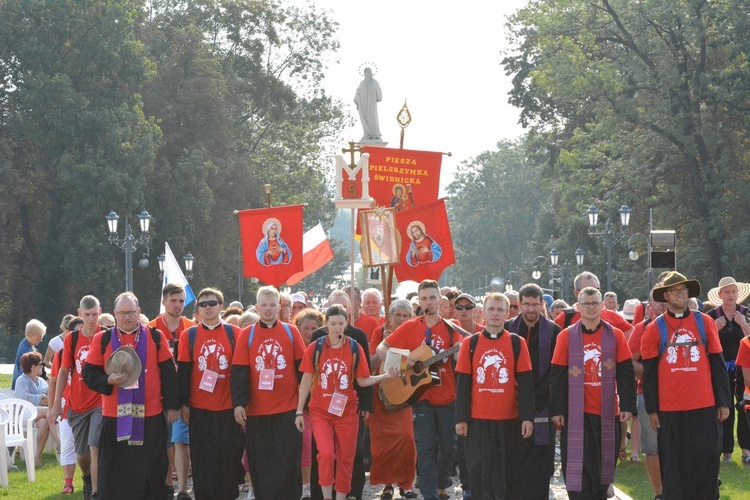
198, 300, 220, 308
521, 302, 542, 308
454, 304, 475, 311
115, 310, 139, 317
668, 288, 689, 296
579, 302, 601, 308
509, 304, 519, 310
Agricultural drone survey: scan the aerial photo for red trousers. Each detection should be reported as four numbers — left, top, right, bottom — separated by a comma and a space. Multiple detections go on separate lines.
310, 409, 359, 494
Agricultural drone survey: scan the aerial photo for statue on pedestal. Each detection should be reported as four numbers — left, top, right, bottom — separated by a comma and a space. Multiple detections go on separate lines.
354, 67, 382, 141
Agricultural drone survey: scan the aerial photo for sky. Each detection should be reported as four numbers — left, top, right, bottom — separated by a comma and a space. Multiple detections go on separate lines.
289, 0, 531, 193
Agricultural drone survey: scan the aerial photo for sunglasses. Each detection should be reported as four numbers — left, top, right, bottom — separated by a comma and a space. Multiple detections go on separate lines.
454, 304, 475, 311
198, 300, 220, 308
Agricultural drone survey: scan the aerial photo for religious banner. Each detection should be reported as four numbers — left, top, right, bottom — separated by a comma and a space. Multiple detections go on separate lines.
362, 146, 442, 212
238, 205, 304, 286
393, 198, 455, 283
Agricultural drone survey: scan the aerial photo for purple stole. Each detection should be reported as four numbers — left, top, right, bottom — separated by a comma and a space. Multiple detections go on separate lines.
509, 315, 551, 445
111, 325, 147, 446
566, 321, 616, 492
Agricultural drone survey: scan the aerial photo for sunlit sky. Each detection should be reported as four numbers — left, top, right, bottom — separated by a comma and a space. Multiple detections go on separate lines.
289, 0, 530, 193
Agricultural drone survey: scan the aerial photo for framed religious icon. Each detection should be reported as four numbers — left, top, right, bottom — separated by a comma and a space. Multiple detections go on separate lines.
359, 207, 401, 266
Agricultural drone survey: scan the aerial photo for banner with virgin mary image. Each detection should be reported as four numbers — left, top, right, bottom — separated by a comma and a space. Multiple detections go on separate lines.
238, 205, 304, 286
393, 198, 455, 283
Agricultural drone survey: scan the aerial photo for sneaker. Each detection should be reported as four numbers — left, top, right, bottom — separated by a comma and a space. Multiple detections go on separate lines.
245, 487, 255, 500
722, 455, 733, 463
91, 494, 99, 500
301, 483, 311, 500
82, 474, 93, 500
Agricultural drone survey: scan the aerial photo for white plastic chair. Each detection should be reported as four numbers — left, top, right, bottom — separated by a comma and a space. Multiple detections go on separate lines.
0, 399, 36, 482
0, 407, 9, 487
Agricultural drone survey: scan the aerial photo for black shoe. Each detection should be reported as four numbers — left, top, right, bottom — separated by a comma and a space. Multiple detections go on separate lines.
82, 474, 92, 500
91, 494, 98, 500
176, 493, 192, 500
380, 485, 393, 500
399, 489, 419, 499
167, 485, 174, 499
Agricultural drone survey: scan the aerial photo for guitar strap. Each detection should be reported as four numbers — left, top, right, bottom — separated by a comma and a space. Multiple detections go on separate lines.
440, 318, 469, 369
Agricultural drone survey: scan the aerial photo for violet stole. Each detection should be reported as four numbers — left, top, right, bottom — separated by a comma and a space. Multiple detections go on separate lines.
566, 321, 616, 492
111, 325, 147, 445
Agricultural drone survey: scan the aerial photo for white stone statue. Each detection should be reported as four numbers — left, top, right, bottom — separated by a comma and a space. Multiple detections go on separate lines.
354, 67, 382, 141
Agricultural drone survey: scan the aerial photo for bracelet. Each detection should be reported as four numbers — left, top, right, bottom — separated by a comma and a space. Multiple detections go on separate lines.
295, 411, 304, 416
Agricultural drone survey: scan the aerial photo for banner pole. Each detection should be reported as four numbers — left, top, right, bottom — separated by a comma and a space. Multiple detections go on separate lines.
350, 207, 356, 325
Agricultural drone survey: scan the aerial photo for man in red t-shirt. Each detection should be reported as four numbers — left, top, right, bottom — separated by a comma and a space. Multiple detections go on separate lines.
550, 287, 636, 499
553, 272, 634, 338
343, 285, 381, 341
82, 292, 178, 500
231, 285, 306, 500
49, 295, 104, 500
376, 280, 465, 500
177, 288, 243, 500
362, 288, 386, 324
641, 272, 731, 499
147, 283, 196, 499
455, 293, 534, 498
451, 293, 483, 334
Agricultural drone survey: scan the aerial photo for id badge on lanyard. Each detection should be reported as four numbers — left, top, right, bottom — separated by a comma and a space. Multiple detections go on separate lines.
199, 369, 219, 393
259, 369, 275, 390
328, 392, 348, 417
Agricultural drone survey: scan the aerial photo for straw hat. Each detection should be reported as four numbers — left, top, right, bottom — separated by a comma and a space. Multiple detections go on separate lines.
105, 346, 142, 388
620, 299, 641, 321
652, 271, 701, 303
707, 277, 750, 305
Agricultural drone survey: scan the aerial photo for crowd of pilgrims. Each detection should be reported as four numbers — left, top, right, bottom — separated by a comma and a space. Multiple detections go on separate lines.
8, 270, 750, 500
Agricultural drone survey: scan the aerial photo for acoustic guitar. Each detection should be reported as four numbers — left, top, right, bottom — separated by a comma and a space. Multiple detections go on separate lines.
379, 342, 461, 410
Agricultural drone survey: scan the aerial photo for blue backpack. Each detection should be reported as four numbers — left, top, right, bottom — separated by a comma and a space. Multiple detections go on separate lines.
656, 311, 707, 357
187, 324, 236, 360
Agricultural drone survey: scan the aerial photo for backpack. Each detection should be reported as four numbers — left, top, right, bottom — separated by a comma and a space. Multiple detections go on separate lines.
656, 311, 707, 357
468, 331, 521, 364
563, 308, 577, 328
246, 323, 293, 349
187, 324, 236, 361
312, 335, 360, 376
100, 327, 162, 354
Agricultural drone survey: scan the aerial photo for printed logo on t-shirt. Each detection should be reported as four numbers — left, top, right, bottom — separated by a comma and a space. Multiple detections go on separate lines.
475, 349, 509, 391
254, 338, 288, 372
665, 329, 701, 371
197, 338, 230, 373
319, 358, 349, 391
75, 346, 90, 374
584, 343, 602, 386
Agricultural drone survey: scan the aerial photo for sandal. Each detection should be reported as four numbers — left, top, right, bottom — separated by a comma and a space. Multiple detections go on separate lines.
742, 455, 750, 464
619, 447, 628, 462
380, 485, 394, 499
630, 455, 643, 463
61, 484, 75, 494
241, 483, 251, 493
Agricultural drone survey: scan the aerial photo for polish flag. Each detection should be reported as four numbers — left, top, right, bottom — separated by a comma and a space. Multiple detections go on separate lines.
286, 223, 335, 285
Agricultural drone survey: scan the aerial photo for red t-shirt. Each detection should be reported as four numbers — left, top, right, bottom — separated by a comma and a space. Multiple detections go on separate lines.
385, 316, 459, 407
87, 328, 174, 418
232, 322, 306, 416
355, 313, 382, 342
734, 337, 750, 399
552, 325, 632, 415
52, 349, 71, 419
177, 323, 239, 411
555, 308, 633, 333
641, 312, 722, 411
627, 320, 647, 394
456, 332, 532, 420
300, 338, 370, 416
148, 315, 196, 343
61, 328, 103, 413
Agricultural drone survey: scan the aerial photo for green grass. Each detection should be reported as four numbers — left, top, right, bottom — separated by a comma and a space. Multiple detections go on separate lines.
0, 373, 76, 498
614, 421, 750, 499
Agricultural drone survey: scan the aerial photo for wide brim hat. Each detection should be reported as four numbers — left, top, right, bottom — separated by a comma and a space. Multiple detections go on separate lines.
105, 346, 142, 388
653, 271, 701, 303
707, 277, 750, 305
620, 298, 641, 320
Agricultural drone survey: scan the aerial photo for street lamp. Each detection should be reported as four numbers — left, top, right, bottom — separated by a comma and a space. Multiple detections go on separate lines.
587, 204, 631, 292
157, 252, 195, 281
530, 256, 547, 281
549, 244, 585, 303
107, 210, 152, 292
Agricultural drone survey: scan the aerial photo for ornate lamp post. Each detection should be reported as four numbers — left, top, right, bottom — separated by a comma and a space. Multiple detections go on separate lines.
157, 252, 195, 281
549, 245, 585, 303
107, 210, 152, 292
587, 204, 631, 292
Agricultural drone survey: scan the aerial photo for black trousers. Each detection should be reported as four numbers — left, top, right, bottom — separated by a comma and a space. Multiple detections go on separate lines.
560, 414, 621, 500
190, 408, 244, 500
246, 410, 302, 500
722, 368, 750, 453
466, 419, 521, 500
515, 418, 555, 499
98, 414, 168, 500
659, 407, 719, 500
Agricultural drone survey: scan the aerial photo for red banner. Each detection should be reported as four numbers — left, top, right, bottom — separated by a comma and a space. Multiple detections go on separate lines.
238, 205, 304, 287
363, 146, 442, 212
393, 199, 455, 283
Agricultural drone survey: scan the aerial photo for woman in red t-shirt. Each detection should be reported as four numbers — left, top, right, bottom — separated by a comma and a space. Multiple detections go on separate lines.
295, 304, 397, 500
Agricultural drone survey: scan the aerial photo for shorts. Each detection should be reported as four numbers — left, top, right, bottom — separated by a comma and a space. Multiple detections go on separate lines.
637, 393, 658, 455
171, 414, 189, 444
59, 418, 77, 466
67, 407, 104, 457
